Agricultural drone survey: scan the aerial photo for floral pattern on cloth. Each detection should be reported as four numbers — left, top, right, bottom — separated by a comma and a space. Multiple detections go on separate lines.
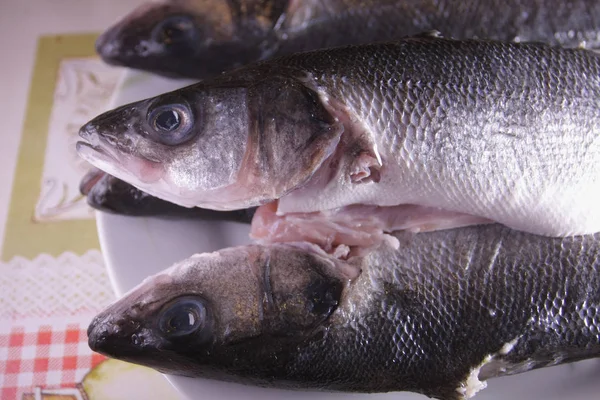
34, 58, 123, 222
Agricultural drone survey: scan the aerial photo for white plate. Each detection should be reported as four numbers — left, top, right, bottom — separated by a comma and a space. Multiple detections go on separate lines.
96, 70, 600, 400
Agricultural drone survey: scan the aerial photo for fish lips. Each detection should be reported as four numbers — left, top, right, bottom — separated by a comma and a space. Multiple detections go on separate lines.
87, 313, 141, 356
76, 114, 153, 178
76, 130, 139, 192
87, 311, 167, 361
76, 138, 120, 171
95, 2, 170, 64
95, 29, 122, 62
77, 120, 116, 155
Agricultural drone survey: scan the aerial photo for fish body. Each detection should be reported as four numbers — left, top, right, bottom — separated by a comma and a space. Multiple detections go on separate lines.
78, 37, 600, 240
89, 0, 600, 216
97, 0, 600, 79
88, 225, 600, 399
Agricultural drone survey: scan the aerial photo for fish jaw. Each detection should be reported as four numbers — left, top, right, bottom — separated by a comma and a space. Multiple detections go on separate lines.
77, 140, 189, 207
86, 270, 215, 375
76, 116, 189, 206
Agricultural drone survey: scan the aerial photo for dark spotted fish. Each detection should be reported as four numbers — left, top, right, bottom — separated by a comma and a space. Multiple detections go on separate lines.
87, 224, 600, 399
96, 0, 600, 79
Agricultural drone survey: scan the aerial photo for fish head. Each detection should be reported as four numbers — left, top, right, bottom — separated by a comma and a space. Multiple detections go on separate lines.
96, 0, 286, 78
77, 73, 343, 209
87, 244, 347, 380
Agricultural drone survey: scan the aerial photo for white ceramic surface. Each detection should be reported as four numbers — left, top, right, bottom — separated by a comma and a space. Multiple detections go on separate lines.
96, 70, 600, 400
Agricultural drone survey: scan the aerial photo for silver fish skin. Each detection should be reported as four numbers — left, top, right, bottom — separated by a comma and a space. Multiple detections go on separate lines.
90, 0, 600, 215
96, 0, 600, 79
87, 225, 600, 399
77, 37, 600, 239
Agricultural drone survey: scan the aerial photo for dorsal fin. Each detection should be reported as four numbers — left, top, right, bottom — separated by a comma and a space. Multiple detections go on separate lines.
413, 30, 444, 39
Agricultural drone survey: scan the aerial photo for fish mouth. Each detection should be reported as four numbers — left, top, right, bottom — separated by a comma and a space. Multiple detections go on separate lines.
76, 132, 172, 204
94, 1, 160, 63
77, 123, 125, 166
95, 28, 122, 61
76, 141, 120, 166
75, 140, 140, 191
87, 314, 151, 358
79, 168, 105, 196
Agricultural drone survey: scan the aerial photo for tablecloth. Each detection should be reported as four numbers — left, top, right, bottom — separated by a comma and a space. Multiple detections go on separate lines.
0, 1, 183, 399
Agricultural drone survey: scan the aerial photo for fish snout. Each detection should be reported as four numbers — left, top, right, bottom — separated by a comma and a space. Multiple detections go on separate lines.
79, 104, 141, 148
87, 324, 109, 353
77, 122, 113, 162
87, 314, 111, 352
95, 29, 122, 62
87, 313, 143, 354
78, 121, 100, 144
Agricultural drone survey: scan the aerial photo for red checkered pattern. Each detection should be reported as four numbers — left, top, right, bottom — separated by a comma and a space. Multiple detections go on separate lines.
0, 322, 105, 399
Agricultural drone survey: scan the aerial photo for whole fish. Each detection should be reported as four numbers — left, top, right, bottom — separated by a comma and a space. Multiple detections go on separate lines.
96, 0, 600, 79
90, 0, 600, 217
77, 37, 600, 249
80, 168, 256, 220
87, 225, 600, 399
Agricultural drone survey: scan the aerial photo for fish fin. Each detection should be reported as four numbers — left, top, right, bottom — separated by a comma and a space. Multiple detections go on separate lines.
350, 151, 381, 183
413, 30, 444, 39
511, 37, 553, 48
403, 216, 492, 233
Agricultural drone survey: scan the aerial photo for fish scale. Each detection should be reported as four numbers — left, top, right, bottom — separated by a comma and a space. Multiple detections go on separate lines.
87, 225, 600, 398
80, 37, 600, 240
278, 0, 600, 66
95, 0, 600, 80
85, 0, 600, 224
267, 38, 600, 236
283, 226, 600, 398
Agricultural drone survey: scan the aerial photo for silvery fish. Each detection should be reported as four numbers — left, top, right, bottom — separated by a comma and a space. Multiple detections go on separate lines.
77, 37, 600, 251
96, 0, 600, 79
90, 0, 600, 215
87, 225, 600, 399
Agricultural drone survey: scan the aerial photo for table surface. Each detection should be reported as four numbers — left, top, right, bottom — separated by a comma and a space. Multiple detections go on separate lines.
0, 1, 184, 399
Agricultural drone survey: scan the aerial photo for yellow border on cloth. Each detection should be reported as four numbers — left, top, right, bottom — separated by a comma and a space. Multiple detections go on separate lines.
2, 34, 102, 261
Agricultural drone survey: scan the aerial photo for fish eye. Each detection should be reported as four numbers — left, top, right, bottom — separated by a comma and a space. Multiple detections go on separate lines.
148, 104, 194, 145
152, 15, 198, 47
155, 108, 180, 131
159, 297, 208, 338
